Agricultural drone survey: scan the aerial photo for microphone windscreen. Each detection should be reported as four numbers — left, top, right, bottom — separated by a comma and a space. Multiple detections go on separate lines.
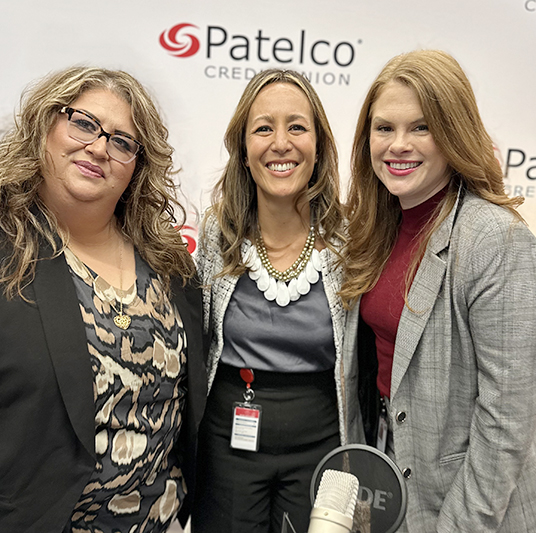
313, 469, 359, 519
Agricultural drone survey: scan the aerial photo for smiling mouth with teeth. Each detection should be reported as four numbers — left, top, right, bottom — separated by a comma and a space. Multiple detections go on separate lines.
388, 162, 421, 170
267, 162, 298, 172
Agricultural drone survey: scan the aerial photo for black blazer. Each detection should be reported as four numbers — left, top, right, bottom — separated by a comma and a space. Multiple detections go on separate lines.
0, 243, 207, 533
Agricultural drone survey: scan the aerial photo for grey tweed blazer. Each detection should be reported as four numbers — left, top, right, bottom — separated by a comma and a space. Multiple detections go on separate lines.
195, 213, 363, 446
344, 190, 536, 532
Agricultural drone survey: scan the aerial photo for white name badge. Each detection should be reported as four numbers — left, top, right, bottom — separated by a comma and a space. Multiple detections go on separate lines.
230, 402, 262, 452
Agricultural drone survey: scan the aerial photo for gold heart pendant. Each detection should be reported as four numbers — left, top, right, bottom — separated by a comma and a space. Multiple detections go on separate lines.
113, 314, 131, 330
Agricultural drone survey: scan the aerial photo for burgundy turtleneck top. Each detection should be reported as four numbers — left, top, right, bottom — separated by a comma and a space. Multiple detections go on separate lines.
360, 187, 448, 398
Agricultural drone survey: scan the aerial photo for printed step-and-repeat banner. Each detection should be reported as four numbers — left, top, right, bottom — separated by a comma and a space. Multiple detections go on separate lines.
1, 0, 535, 253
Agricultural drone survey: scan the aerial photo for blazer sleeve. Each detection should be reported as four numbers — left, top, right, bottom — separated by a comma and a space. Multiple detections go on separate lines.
194, 211, 219, 336
437, 214, 536, 531
173, 273, 208, 527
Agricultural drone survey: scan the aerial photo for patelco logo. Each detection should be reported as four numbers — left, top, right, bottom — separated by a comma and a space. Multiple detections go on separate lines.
160, 23, 200, 58
159, 22, 360, 67
159, 22, 363, 85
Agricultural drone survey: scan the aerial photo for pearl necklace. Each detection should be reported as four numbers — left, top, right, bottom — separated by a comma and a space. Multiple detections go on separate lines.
244, 228, 322, 307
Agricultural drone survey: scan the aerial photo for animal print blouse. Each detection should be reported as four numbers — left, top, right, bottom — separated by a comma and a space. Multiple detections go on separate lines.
63, 249, 187, 533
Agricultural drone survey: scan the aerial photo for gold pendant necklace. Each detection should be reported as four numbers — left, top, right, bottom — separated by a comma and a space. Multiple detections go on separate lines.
71, 242, 132, 330
112, 305, 131, 330
255, 226, 315, 282
111, 244, 131, 330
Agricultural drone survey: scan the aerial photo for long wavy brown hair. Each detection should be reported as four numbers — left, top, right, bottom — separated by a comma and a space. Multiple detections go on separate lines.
340, 50, 522, 309
0, 66, 195, 300
207, 68, 344, 277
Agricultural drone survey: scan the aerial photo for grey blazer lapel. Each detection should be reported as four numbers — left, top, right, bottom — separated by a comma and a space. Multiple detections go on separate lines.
33, 252, 96, 460
390, 191, 462, 398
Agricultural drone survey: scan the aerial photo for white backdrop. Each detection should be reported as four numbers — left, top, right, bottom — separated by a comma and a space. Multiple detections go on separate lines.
0, 0, 535, 248
1, 2, 534, 531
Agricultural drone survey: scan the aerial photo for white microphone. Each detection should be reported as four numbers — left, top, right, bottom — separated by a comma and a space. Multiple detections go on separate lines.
307, 469, 359, 533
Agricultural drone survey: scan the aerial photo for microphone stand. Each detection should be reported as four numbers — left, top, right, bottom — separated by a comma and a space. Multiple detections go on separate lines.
281, 512, 298, 533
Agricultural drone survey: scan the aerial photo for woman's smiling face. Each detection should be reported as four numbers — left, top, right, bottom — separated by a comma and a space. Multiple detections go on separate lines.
245, 82, 317, 207
369, 81, 450, 209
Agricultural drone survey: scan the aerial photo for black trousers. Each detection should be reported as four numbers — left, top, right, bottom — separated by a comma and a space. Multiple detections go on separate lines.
191, 363, 340, 533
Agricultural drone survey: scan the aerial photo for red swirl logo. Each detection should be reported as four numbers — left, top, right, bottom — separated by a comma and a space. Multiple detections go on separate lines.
175, 224, 198, 254
160, 23, 200, 58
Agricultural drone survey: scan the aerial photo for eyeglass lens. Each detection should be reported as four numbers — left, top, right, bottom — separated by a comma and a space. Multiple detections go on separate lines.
66, 109, 140, 163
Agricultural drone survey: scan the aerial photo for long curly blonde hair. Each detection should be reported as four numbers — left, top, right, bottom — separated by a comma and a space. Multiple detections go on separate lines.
207, 68, 344, 277
0, 66, 195, 299
340, 50, 522, 309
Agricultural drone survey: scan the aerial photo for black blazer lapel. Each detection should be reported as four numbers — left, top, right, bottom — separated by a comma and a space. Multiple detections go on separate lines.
33, 252, 96, 460
170, 275, 207, 524
171, 275, 207, 437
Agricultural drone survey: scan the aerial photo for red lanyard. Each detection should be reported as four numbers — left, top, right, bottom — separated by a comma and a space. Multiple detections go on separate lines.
240, 368, 255, 402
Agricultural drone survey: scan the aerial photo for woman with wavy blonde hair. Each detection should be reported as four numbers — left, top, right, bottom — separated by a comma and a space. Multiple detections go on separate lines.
342, 50, 536, 532
192, 69, 350, 533
0, 67, 195, 297
0, 67, 206, 532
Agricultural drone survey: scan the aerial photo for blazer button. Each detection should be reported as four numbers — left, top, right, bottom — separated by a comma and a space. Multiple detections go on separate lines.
403, 468, 412, 479
396, 411, 407, 424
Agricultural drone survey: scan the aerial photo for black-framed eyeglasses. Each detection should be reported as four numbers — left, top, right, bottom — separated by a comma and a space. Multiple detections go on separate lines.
60, 107, 143, 164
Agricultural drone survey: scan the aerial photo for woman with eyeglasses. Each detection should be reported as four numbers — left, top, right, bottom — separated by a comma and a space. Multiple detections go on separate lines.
0, 67, 206, 532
